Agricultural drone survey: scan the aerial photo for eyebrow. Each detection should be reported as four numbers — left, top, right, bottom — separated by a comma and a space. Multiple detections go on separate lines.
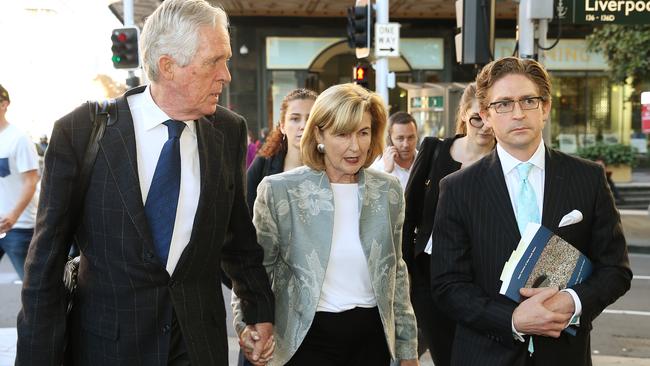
492, 94, 537, 101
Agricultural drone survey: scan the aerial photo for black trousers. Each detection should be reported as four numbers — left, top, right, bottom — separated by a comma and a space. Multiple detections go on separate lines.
168, 311, 191, 366
285, 307, 391, 366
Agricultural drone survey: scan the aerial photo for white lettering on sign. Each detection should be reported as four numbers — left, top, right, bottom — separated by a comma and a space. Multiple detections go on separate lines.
585, 0, 650, 16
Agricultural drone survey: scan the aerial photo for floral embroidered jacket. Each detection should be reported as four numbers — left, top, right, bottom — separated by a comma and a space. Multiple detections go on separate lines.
232, 166, 418, 365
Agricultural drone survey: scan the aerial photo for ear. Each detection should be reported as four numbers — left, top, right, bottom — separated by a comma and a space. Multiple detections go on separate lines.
158, 55, 176, 81
541, 98, 552, 122
314, 126, 324, 144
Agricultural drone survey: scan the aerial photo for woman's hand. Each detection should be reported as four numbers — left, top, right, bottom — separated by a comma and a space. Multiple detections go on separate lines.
239, 324, 275, 365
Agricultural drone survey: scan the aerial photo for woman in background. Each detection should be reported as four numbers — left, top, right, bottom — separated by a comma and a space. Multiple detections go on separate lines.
403, 82, 495, 366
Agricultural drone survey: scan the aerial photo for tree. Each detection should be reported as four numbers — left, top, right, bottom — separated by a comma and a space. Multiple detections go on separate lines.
586, 25, 650, 85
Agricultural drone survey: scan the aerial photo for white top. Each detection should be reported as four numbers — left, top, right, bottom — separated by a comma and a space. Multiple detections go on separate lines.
127, 86, 200, 275
316, 183, 376, 313
497, 139, 582, 335
369, 150, 417, 190
0, 124, 39, 228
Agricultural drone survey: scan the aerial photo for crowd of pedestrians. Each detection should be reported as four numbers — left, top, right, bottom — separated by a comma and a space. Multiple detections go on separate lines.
1, 0, 633, 365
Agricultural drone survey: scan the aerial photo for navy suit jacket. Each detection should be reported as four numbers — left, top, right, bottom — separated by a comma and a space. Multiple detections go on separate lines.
17, 86, 274, 366
430, 146, 632, 366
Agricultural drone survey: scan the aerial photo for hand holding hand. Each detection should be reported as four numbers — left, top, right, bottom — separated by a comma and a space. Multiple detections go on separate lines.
513, 287, 572, 338
239, 322, 274, 365
382, 146, 398, 173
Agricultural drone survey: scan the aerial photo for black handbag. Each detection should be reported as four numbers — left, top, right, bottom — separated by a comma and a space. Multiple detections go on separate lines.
62, 99, 116, 312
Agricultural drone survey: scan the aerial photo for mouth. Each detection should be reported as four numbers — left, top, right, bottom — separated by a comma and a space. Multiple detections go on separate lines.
344, 157, 360, 164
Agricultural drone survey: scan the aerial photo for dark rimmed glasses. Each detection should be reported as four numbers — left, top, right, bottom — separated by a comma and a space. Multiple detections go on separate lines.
488, 96, 545, 114
468, 116, 484, 128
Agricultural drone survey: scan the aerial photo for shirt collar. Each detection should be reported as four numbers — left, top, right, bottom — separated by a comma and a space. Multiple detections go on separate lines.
497, 138, 546, 176
141, 85, 196, 137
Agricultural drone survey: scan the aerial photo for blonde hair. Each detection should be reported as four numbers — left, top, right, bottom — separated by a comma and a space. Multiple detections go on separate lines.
301, 83, 387, 171
455, 82, 477, 135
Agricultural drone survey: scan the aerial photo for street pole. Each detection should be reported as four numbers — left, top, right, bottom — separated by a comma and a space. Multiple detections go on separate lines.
374, 0, 389, 105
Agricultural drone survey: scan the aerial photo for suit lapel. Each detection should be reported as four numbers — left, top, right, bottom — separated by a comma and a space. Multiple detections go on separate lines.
482, 151, 520, 246
99, 89, 155, 253
541, 147, 565, 231
172, 117, 224, 276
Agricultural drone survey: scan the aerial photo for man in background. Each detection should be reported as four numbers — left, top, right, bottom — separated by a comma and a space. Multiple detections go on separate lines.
370, 111, 418, 189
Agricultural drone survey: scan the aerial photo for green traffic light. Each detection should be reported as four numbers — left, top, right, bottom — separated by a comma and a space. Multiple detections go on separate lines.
112, 55, 122, 63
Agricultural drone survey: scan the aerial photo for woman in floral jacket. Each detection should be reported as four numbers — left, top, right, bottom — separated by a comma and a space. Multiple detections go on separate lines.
233, 83, 418, 366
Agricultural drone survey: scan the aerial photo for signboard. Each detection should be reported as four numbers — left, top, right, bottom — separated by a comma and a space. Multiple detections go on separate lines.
375, 23, 400, 57
556, 0, 650, 24
642, 91, 650, 134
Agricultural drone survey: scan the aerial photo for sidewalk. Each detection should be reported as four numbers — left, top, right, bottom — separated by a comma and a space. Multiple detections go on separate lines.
621, 210, 650, 254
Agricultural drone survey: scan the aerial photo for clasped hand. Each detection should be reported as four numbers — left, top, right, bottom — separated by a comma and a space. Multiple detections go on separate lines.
239, 322, 274, 365
512, 287, 575, 338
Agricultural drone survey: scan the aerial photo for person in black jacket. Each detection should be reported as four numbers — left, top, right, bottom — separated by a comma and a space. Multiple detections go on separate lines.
403, 82, 495, 366
246, 88, 318, 215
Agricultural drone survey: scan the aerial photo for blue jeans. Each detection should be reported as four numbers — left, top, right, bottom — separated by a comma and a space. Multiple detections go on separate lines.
0, 228, 33, 280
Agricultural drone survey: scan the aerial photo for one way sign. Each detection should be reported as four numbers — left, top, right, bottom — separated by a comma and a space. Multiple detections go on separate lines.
375, 23, 400, 57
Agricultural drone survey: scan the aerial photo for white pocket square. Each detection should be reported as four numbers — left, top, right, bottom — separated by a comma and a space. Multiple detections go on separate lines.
559, 209, 583, 227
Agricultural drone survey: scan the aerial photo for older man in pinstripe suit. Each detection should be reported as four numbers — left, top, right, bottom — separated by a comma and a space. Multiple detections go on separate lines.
16, 1, 274, 365
430, 57, 631, 366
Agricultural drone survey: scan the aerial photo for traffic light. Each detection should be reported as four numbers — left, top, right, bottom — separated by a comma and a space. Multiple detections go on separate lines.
353, 64, 369, 88
346, 4, 372, 57
111, 27, 140, 69
454, 0, 494, 64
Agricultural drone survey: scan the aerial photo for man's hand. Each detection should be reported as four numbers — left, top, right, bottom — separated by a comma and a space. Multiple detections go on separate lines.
536, 289, 575, 315
400, 359, 420, 366
0, 213, 17, 234
382, 146, 398, 173
513, 287, 572, 338
239, 322, 274, 365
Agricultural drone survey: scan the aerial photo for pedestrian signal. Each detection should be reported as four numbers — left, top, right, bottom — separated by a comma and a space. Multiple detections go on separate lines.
353, 65, 369, 88
346, 4, 372, 58
111, 27, 140, 69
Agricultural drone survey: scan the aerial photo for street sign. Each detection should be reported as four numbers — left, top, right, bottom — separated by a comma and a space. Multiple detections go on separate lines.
555, 0, 650, 24
642, 91, 650, 134
375, 23, 400, 57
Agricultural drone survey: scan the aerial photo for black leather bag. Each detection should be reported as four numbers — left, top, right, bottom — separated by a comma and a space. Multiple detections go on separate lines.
62, 99, 116, 312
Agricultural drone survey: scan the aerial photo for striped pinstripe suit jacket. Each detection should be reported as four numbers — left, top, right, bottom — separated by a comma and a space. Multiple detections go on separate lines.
17, 86, 274, 366
430, 146, 632, 366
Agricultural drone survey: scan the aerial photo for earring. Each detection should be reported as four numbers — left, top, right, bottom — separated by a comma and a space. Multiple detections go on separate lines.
317, 143, 325, 153
282, 133, 286, 141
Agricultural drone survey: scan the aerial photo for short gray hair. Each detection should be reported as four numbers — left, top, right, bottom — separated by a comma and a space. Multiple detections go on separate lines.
140, 0, 229, 82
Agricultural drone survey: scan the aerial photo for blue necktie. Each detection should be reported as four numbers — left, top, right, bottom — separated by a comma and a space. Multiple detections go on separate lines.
515, 162, 540, 235
145, 120, 185, 266
515, 162, 540, 354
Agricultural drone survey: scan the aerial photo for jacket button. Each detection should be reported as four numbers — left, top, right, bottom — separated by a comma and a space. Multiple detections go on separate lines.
169, 280, 176, 288
162, 324, 171, 334
145, 251, 154, 259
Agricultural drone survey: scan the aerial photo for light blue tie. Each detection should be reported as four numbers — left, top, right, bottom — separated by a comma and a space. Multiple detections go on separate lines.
515, 163, 540, 235
515, 163, 540, 355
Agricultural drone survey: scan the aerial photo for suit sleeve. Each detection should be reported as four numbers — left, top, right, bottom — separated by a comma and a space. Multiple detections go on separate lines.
221, 117, 275, 326
232, 177, 280, 335
16, 108, 87, 365
391, 179, 419, 360
571, 166, 632, 323
402, 137, 436, 270
430, 176, 518, 346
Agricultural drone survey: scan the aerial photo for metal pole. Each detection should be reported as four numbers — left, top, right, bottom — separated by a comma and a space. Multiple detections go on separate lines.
517, 0, 535, 59
374, 0, 389, 105
123, 0, 140, 87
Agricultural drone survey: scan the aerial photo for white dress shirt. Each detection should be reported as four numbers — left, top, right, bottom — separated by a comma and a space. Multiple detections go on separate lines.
496, 139, 582, 338
127, 86, 200, 275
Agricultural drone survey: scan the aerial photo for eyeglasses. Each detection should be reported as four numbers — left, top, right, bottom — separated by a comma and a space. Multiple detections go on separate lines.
468, 116, 484, 128
487, 96, 545, 114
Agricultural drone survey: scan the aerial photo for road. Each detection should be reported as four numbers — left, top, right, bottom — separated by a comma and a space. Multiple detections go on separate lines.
1, 253, 648, 365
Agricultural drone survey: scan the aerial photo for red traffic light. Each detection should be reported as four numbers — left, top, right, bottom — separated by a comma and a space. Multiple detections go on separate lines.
117, 33, 128, 42
355, 67, 366, 81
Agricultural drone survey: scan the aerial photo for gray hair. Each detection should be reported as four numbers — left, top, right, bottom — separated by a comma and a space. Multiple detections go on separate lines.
140, 0, 229, 82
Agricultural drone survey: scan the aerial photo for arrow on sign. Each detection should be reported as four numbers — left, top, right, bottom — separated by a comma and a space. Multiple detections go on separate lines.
379, 47, 395, 52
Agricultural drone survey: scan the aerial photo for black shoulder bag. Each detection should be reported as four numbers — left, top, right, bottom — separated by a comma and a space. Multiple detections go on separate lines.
63, 99, 116, 313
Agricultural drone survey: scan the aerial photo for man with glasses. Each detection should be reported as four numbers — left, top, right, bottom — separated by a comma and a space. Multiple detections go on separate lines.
430, 57, 631, 366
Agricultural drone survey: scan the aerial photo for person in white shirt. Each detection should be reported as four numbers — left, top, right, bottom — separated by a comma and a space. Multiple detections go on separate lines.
370, 112, 418, 189
430, 57, 631, 366
0, 84, 40, 280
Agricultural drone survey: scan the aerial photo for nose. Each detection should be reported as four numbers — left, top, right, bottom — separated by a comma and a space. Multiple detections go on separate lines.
349, 134, 360, 152
511, 101, 526, 119
218, 63, 232, 85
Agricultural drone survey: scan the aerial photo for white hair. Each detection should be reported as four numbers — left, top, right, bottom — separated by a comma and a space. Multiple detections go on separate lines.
140, 0, 229, 82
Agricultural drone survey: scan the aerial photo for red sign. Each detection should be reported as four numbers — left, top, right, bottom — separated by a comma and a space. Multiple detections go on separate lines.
643, 103, 650, 134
